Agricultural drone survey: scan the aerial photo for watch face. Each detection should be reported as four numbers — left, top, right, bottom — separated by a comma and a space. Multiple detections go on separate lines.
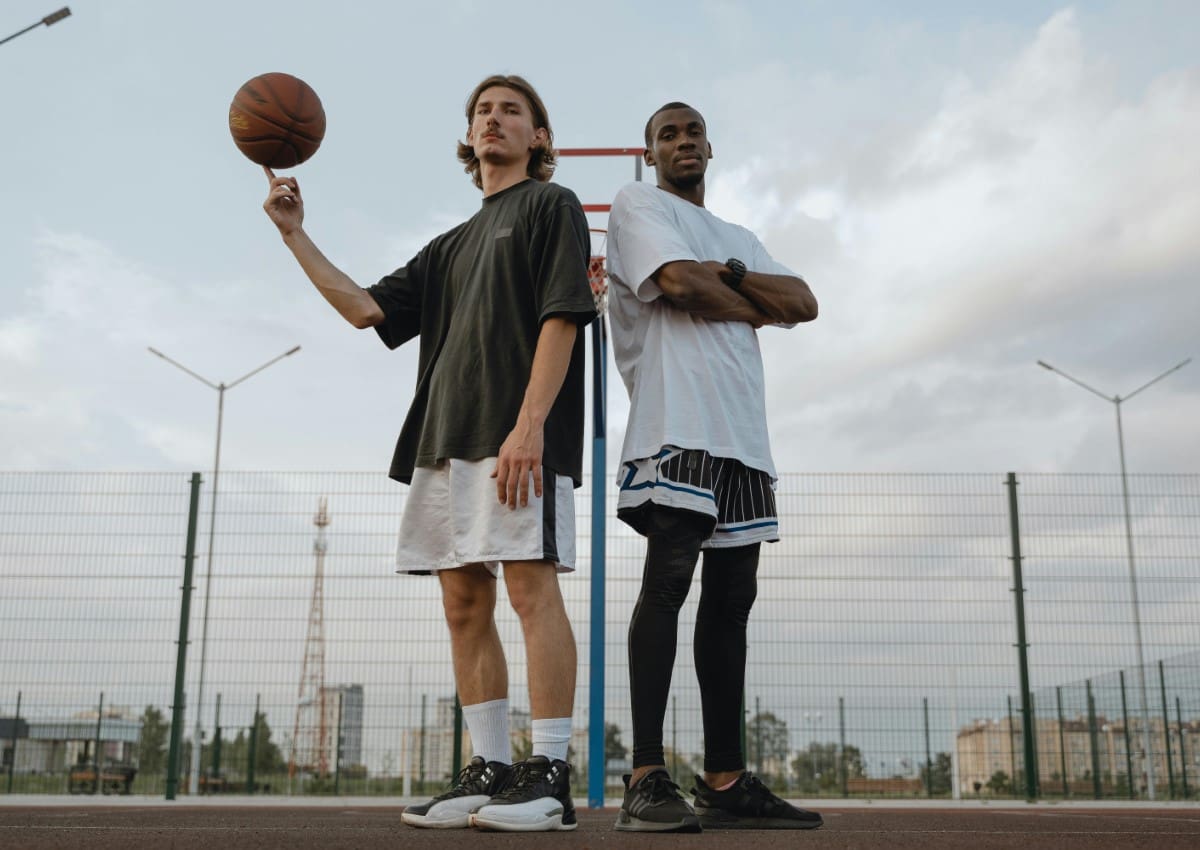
726, 258, 747, 288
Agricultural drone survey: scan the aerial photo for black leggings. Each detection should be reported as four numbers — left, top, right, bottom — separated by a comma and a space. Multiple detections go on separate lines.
628, 507, 760, 772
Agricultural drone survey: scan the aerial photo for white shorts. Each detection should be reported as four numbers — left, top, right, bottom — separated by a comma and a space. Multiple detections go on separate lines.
394, 457, 576, 575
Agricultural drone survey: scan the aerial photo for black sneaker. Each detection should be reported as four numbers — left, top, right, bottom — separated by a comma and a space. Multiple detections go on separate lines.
615, 770, 702, 832
692, 772, 823, 830
401, 756, 513, 829
470, 756, 577, 832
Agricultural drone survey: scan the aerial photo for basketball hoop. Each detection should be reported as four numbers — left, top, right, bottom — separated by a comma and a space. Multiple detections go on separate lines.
588, 228, 608, 315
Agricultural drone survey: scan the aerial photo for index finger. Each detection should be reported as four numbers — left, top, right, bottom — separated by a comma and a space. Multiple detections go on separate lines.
493, 459, 508, 505
263, 165, 277, 182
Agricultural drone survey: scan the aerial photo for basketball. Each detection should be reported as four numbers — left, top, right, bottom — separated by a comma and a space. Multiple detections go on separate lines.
229, 72, 326, 168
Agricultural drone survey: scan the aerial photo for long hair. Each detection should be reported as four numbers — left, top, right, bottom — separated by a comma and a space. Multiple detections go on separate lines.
457, 74, 557, 189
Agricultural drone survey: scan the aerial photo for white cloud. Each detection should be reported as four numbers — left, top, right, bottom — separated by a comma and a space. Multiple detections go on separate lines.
0, 317, 40, 363
729, 8, 1200, 473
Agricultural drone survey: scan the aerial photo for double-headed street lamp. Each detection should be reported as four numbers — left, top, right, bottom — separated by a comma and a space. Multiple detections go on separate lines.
0, 7, 71, 47
1037, 356, 1192, 800
149, 344, 301, 796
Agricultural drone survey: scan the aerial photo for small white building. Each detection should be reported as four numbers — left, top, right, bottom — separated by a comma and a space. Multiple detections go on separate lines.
3, 715, 142, 774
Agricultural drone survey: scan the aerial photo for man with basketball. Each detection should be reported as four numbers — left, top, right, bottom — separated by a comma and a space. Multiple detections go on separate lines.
262, 74, 595, 832
605, 103, 821, 832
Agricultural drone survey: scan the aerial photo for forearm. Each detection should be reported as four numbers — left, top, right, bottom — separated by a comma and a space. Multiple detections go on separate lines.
735, 271, 818, 323
517, 317, 579, 427
657, 262, 772, 324
281, 228, 383, 328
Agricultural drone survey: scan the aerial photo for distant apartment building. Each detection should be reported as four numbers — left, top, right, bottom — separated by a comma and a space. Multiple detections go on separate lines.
293, 684, 365, 774
323, 683, 364, 768
957, 714, 1196, 796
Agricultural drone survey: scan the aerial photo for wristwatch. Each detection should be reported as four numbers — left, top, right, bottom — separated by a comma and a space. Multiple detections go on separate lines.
724, 257, 747, 290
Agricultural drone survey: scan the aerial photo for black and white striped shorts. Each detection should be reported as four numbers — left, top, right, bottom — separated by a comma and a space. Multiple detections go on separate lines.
616, 446, 779, 548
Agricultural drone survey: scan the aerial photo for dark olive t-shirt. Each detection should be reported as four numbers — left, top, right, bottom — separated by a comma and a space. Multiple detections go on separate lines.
366, 179, 596, 485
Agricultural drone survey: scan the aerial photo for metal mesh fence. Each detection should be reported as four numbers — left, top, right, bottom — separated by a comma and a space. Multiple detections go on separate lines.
1, 471, 1197, 799
1015, 473, 1200, 800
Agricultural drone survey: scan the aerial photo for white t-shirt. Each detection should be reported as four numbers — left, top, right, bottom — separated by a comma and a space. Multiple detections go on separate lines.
606, 181, 798, 479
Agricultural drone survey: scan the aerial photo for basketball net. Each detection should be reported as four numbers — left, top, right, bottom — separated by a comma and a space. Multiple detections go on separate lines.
589, 228, 608, 315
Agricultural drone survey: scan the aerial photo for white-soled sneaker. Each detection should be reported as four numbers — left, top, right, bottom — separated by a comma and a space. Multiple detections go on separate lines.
401, 757, 513, 829
470, 756, 577, 832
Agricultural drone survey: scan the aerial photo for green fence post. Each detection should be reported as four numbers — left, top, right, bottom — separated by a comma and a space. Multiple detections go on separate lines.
671, 696, 679, 779
419, 694, 427, 790
166, 472, 202, 801
452, 693, 462, 774
1086, 681, 1101, 799
1029, 691, 1040, 796
93, 692, 105, 796
1007, 695, 1019, 796
923, 698, 933, 798
6, 691, 20, 793
838, 696, 847, 798
1159, 661, 1176, 799
246, 695, 259, 794
1120, 671, 1135, 799
334, 691, 343, 796
754, 696, 762, 775
1055, 687, 1068, 797
1005, 472, 1038, 800
210, 693, 222, 787
1176, 697, 1190, 800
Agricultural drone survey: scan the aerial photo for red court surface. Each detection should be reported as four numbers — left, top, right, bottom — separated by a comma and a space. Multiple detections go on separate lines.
2, 804, 1200, 849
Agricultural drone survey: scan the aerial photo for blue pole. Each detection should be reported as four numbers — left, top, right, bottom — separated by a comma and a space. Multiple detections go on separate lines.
587, 317, 607, 808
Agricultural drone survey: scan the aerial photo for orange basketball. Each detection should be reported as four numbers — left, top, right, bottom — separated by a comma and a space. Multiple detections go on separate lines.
228, 72, 326, 168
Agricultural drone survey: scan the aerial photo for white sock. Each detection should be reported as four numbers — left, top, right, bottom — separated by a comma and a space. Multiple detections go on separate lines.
531, 717, 572, 763
462, 698, 511, 765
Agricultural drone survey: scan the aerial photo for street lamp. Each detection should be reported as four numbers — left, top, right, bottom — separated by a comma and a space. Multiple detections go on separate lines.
149, 344, 301, 795
0, 7, 71, 47
1037, 356, 1192, 801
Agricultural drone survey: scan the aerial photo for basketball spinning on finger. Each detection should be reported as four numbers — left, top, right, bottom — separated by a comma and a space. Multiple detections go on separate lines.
229, 72, 326, 168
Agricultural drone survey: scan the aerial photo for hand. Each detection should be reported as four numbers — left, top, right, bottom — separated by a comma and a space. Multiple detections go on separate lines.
491, 414, 544, 509
262, 166, 304, 236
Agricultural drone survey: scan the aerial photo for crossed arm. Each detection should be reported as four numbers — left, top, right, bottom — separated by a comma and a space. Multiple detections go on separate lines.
653, 260, 818, 325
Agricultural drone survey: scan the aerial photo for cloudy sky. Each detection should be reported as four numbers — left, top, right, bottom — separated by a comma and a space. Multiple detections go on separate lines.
2, 0, 1198, 479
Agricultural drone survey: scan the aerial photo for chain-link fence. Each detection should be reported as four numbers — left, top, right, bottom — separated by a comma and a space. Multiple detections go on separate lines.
1, 471, 1197, 800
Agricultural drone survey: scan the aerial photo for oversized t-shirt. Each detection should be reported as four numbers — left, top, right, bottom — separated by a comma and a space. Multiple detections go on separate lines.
606, 181, 798, 479
366, 178, 596, 485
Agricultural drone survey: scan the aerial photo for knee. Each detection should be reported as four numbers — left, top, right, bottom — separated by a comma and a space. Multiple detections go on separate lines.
642, 568, 693, 612
441, 575, 495, 634
698, 577, 757, 627
504, 565, 562, 622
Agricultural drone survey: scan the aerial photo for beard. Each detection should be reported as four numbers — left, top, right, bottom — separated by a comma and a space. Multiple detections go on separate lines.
665, 169, 704, 191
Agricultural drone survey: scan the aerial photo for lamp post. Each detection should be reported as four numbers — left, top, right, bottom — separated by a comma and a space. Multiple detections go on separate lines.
149, 344, 301, 795
0, 7, 71, 47
1037, 356, 1192, 801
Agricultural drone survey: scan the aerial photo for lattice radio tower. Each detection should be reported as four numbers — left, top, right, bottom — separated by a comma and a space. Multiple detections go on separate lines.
290, 496, 330, 777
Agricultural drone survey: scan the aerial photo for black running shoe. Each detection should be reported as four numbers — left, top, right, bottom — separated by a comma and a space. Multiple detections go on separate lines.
692, 772, 823, 830
401, 756, 513, 829
615, 770, 702, 832
470, 756, 577, 832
